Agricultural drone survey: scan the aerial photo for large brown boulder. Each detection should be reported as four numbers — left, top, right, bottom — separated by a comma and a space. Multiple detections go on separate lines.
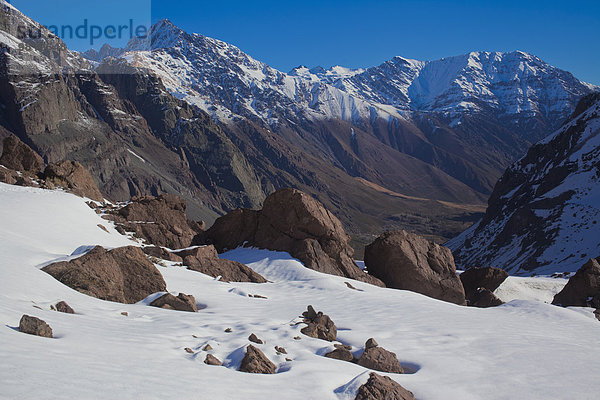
300, 305, 337, 341
176, 245, 266, 283
357, 339, 404, 374
43, 160, 104, 202
150, 292, 198, 312
364, 230, 466, 305
552, 257, 600, 308
202, 188, 384, 286
109, 194, 202, 249
43, 246, 166, 304
460, 267, 508, 307
0, 135, 44, 173
239, 345, 276, 374
19, 315, 53, 338
355, 372, 416, 400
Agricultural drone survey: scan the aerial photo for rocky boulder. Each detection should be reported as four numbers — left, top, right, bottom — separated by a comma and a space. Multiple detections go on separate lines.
177, 245, 267, 283
468, 288, 504, 308
355, 372, 416, 400
204, 354, 222, 366
19, 315, 53, 338
107, 194, 202, 249
239, 345, 276, 374
55, 301, 75, 314
202, 188, 384, 286
357, 339, 404, 374
43, 160, 104, 202
300, 305, 337, 341
150, 292, 198, 312
460, 267, 508, 307
364, 230, 466, 305
0, 135, 44, 173
325, 344, 355, 362
552, 257, 600, 308
460, 266, 508, 293
43, 246, 166, 304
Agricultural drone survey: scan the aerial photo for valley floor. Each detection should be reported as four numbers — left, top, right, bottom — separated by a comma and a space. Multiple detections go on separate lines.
1, 183, 599, 400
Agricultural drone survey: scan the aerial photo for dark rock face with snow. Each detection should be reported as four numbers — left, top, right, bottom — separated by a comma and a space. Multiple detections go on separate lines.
203, 188, 384, 285
364, 231, 466, 304
43, 246, 166, 304
448, 93, 600, 275
355, 372, 416, 400
239, 345, 276, 374
19, 315, 53, 338
552, 257, 600, 308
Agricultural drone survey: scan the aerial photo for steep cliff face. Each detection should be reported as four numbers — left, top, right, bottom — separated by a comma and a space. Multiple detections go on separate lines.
448, 93, 600, 275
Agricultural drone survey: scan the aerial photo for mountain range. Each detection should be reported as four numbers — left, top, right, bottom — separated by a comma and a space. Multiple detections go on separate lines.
1, 1, 597, 254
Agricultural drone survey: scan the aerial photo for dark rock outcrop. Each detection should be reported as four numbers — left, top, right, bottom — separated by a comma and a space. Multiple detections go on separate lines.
55, 301, 75, 314
204, 354, 222, 366
239, 345, 276, 374
43, 246, 166, 304
177, 245, 266, 283
460, 267, 508, 307
106, 194, 202, 249
43, 160, 104, 202
19, 315, 53, 338
364, 230, 466, 305
552, 257, 600, 308
202, 188, 384, 286
357, 339, 404, 374
0, 135, 44, 173
150, 292, 198, 312
355, 372, 416, 400
300, 305, 337, 341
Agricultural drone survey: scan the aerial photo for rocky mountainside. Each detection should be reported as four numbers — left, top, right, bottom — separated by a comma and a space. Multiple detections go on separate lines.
0, 1, 268, 223
447, 93, 600, 275
109, 20, 597, 198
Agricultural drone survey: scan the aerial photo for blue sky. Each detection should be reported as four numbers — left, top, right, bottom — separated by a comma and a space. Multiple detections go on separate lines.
10, 0, 600, 84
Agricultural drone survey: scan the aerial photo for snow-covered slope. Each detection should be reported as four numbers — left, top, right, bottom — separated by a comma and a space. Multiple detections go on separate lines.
448, 94, 600, 275
1, 184, 600, 400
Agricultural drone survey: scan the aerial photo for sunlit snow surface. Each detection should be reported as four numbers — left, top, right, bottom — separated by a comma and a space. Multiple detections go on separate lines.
1, 183, 599, 400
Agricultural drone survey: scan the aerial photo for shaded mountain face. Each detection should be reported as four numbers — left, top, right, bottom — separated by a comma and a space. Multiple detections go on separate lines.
0, 1, 264, 223
447, 93, 600, 275
105, 21, 596, 199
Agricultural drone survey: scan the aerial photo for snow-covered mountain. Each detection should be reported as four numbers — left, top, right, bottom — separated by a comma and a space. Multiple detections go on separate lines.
96, 20, 597, 200
109, 21, 596, 136
448, 93, 600, 275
